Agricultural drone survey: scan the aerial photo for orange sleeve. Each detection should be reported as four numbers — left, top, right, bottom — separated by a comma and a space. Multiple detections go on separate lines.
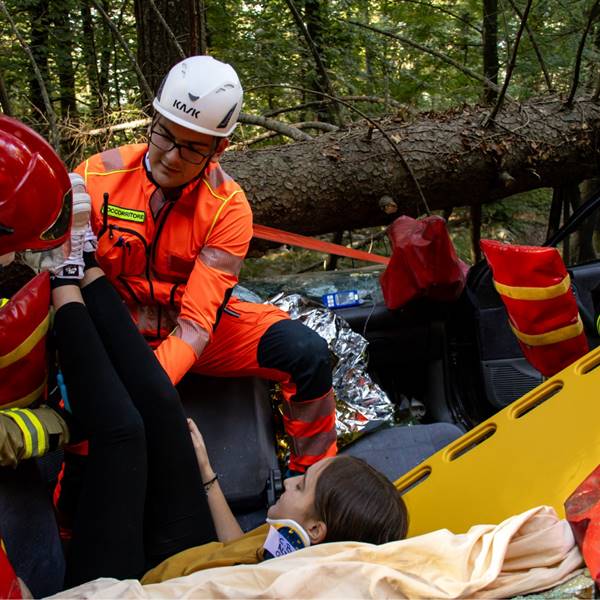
154, 336, 198, 385
154, 189, 253, 384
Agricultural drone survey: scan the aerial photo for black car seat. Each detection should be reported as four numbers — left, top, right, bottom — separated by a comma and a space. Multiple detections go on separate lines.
177, 373, 282, 530
341, 423, 463, 482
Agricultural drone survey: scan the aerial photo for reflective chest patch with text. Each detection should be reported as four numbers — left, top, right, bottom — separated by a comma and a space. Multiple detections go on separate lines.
101, 203, 146, 224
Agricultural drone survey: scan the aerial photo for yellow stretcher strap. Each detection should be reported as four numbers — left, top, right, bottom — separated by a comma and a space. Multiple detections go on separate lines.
494, 274, 571, 301
3, 408, 48, 459
510, 315, 583, 347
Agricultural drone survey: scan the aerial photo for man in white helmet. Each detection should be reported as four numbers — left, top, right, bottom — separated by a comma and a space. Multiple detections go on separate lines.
69, 56, 336, 480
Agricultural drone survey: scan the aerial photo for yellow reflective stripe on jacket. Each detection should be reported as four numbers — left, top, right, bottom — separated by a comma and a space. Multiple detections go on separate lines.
3, 408, 48, 458
510, 315, 583, 347
494, 275, 571, 301
202, 177, 243, 243
0, 312, 50, 368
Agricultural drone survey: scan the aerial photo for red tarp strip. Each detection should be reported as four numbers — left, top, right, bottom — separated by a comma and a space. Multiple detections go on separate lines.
253, 224, 390, 265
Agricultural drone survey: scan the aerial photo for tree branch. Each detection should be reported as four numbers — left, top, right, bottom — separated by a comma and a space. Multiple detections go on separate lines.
565, 0, 600, 107
264, 96, 406, 118
284, 0, 342, 125
90, 0, 153, 101
400, 0, 482, 34
239, 114, 313, 141
0, 0, 59, 149
148, 0, 186, 59
483, 0, 533, 128
85, 113, 316, 142
504, 0, 554, 93
229, 121, 338, 150
341, 18, 511, 101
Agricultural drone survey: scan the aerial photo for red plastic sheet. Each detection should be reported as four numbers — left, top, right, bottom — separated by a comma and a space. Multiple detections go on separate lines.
565, 465, 600, 584
481, 240, 588, 377
380, 215, 467, 310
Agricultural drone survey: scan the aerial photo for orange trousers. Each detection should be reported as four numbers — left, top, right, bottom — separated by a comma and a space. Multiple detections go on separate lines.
188, 299, 336, 472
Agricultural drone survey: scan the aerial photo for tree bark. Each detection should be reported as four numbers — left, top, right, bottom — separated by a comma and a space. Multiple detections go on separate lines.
134, 0, 201, 101
0, 69, 12, 116
81, 2, 103, 114
220, 98, 600, 235
51, 0, 77, 119
482, 0, 499, 103
28, 0, 51, 122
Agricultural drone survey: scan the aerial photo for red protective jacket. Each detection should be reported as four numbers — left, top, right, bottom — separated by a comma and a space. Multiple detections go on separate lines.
76, 145, 252, 384
0, 272, 50, 408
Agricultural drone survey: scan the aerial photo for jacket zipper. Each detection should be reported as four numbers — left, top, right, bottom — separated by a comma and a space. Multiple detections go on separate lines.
148, 200, 176, 304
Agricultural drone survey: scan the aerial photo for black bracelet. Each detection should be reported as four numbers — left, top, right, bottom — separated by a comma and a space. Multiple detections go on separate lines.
203, 473, 219, 493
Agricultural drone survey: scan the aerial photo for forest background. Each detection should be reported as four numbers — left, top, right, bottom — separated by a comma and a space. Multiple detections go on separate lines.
1, 0, 600, 275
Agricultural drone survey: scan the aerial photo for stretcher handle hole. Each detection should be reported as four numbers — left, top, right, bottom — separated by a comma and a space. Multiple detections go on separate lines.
445, 424, 496, 462
395, 466, 431, 495
577, 351, 600, 375
509, 380, 563, 419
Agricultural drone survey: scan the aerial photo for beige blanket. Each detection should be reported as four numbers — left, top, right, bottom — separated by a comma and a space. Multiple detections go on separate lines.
51, 506, 582, 599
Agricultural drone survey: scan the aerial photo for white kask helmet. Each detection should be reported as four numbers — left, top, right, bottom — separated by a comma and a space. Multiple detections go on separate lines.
153, 56, 243, 137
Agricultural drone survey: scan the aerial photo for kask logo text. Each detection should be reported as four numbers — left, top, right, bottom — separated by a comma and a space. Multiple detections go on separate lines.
173, 99, 200, 119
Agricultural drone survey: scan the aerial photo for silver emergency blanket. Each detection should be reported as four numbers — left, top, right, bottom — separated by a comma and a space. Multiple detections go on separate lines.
269, 292, 395, 447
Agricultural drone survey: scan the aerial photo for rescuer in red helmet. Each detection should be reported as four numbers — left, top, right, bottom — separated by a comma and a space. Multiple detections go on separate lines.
0, 115, 73, 261
0, 115, 72, 597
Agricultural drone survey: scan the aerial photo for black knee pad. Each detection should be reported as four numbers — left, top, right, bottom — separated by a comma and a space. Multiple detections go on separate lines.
258, 319, 332, 400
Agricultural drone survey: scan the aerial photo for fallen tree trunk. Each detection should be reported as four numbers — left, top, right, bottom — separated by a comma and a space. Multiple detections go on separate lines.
221, 97, 600, 235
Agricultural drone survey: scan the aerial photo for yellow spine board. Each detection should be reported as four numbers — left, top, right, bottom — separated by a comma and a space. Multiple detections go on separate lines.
395, 345, 600, 537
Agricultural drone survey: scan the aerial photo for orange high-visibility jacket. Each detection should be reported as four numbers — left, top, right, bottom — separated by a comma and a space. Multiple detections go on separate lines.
76, 144, 252, 384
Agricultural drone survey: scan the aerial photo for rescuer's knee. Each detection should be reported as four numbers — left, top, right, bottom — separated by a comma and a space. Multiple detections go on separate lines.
258, 319, 332, 399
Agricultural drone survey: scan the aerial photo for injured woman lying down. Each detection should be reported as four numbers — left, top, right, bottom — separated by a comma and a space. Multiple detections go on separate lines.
50, 219, 408, 590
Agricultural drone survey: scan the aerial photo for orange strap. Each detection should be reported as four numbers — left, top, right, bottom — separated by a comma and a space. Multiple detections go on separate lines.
253, 224, 390, 265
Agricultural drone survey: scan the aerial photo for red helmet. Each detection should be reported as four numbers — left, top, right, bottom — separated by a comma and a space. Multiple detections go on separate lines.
0, 115, 72, 255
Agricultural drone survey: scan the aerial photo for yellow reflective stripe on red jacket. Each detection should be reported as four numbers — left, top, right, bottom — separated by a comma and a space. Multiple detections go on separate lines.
494, 275, 571, 301
0, 312, 49, 368
510, 315, 583, 347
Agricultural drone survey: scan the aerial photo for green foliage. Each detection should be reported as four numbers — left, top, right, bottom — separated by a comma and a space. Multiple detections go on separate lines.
1, 0, 599, 162
1, 0, 595, 278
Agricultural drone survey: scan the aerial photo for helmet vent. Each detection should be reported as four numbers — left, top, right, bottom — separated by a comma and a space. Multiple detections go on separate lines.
189, 93, 200, 102
217, 104, 237, 129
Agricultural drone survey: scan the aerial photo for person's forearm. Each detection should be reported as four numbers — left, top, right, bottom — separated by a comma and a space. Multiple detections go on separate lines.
201, 469, 244, 543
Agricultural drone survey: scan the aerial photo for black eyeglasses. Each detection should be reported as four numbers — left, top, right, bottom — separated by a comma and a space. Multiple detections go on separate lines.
149, 127, 213, 165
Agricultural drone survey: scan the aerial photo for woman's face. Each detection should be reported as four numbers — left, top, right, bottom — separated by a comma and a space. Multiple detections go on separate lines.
267, 457, 334, 529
